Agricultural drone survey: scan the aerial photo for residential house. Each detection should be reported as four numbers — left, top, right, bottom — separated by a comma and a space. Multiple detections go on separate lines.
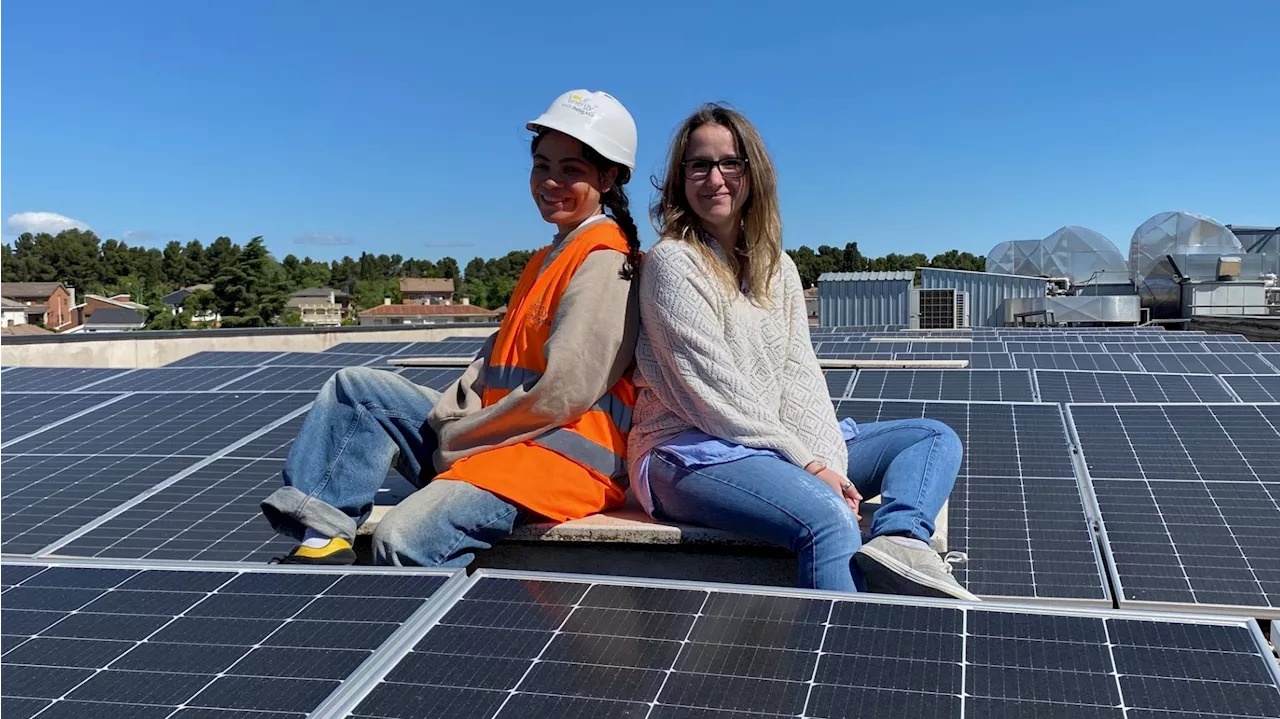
82, 307, 146, 332
286, 287, 351, 326
0, 282, 77, 331
359, 300, 502, 326
399, 277, 455, 305
78, 294, 148, 325
2, 296, 29, 328
161, 284, 220, 324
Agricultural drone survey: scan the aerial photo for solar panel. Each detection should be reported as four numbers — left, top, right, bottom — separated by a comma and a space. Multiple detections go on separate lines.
849, 369, 1035, 402
0, 392, 124, 444
0, 367, 126, 393
165, 351, 283, 367
342, 572, 1280, 719
823, 369, 855, 398
1252, 341, 1280, 353
1034, 370, 1236, 404
1222, 374, 1280, 401
323, 342, 416, 355
395, 340, 485, 358
833, 400, 1106, 600
52, 458, 296, 562
265, 351, 383, 367
1133, 352, 1278, 374
3, 392, 313, 457
905, 341, 1007, 353
1103, 341, 1210, 354
396, 367, 467, 391
1069, 403, 1280, 615
1003, 341, 1106, 354
2, 455, 202, 555
1012, 352, 1141, 372
891, 353, 1015, 368
0, 560, 457, 717
83, 367, 251, 392
217, 365, 346, 392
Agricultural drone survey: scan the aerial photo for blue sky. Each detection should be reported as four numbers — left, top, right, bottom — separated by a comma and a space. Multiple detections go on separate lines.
3, 1, 1277, 263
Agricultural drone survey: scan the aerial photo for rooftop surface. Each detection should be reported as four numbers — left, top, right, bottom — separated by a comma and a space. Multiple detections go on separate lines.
2, 325, 1278, 716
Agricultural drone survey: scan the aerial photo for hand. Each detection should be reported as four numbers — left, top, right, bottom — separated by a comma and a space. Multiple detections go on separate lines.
807, 463, 861, 520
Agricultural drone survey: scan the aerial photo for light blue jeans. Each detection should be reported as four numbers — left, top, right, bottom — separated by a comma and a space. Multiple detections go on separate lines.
646, 419, 962, 592
260, 367, 522, 567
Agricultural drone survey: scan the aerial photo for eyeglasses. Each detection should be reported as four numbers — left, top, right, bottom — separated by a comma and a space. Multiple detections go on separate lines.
682, 157, 748, 180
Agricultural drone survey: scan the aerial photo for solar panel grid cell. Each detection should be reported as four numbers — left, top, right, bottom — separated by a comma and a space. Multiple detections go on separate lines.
1034, 371, 1236, 404
834, 400, 1105, 600
1133, 353, 1279, 374
0, 561, 453, 718
84, 367, 253, 393
850, 369, 1035, 402
1069, 403, 1280, 614
1, 454, 203, 556
891, 353, 1015, 368
0, 367, 126, 393
0, 392, 125, 444
217, 366, 345, 392
346, 574, 1280, 719
165, 351, 283, 368
1221, 374, 1280, 401
822, 369, 855, 398
3, 392, 313, 457
1012, 353, 1141, 372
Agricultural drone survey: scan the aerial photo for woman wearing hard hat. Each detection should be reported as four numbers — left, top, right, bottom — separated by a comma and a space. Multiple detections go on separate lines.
628, 103, 975, 599
262, 90, 643, 566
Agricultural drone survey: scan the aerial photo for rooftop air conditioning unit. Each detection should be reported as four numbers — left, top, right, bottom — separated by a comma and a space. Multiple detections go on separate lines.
909, 288, 970, 330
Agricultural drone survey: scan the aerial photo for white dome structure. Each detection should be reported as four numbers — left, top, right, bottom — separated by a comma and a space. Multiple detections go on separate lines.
1039, 226, 1130, 286
985, 239, 1043, 277
1129, 211, 1242, 318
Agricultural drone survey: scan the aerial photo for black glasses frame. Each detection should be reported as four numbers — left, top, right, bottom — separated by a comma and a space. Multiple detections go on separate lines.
681, 157, 749, 180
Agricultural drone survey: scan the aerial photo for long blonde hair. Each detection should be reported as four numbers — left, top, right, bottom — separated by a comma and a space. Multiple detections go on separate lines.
650, 103, 783, 304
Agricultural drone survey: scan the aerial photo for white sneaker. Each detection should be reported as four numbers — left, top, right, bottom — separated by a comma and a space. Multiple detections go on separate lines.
854, 536, 980, 601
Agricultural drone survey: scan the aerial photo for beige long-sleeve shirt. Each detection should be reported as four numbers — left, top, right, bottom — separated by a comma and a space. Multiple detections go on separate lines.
427, 217, 640, 473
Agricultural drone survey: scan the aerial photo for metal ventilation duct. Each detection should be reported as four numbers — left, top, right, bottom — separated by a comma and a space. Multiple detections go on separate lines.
1129, 211, 1243, 319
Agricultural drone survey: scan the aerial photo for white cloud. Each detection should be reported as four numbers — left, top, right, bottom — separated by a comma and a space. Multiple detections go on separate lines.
6, 211, 92, 235
295, 232, 354, 246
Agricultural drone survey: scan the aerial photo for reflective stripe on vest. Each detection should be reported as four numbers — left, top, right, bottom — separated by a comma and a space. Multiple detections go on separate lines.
486, 365, 632, 434
486, 366, 541, 392
533, 428, 629, 487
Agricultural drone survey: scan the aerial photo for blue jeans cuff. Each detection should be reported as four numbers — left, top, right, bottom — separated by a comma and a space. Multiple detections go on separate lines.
260, 486, 358, 542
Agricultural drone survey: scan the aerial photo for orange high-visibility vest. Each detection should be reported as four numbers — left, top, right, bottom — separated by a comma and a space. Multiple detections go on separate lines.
436, 220, 636, 521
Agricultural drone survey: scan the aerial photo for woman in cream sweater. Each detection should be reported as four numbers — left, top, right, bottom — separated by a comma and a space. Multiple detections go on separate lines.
630, 104, 974, 598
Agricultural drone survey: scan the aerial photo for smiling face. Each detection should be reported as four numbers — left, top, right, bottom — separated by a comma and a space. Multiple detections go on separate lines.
683, 123, 750, 238
530, 130, 616, 234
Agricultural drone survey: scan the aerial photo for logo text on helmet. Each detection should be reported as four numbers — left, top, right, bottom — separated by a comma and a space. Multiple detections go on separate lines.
561, 94, 597, 119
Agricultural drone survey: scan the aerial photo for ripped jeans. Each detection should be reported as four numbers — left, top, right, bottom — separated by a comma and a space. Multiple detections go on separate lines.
645, 418, 961, 592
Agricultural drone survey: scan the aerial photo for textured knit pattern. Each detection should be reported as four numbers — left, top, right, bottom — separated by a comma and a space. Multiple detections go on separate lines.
629, 239, 848, 479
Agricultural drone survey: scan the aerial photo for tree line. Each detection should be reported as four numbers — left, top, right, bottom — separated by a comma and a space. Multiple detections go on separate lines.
1, 230, 984, 328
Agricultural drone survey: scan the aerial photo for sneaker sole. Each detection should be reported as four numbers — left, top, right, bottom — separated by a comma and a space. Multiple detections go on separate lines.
855, 544, 980, 602
276, 548, 358, 566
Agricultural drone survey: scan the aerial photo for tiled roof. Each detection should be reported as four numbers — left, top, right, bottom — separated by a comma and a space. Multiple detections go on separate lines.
398, 277, 455, 293
360, 303, 500, 317
84, 307, 146, 326
0, 282, 65, 298
0, 323, 53, 335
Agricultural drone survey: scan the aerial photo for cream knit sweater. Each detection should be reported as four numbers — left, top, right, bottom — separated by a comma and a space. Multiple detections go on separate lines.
629, 239, 848, 479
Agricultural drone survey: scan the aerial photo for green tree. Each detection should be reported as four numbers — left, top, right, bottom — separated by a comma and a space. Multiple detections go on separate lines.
162, 241, 192, 287
214, 237, 288, 326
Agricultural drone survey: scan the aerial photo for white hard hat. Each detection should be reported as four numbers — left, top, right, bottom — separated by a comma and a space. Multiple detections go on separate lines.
527, 89, 637, 178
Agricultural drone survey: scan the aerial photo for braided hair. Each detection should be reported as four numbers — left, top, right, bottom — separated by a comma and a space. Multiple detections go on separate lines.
532, 131, 642, 281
